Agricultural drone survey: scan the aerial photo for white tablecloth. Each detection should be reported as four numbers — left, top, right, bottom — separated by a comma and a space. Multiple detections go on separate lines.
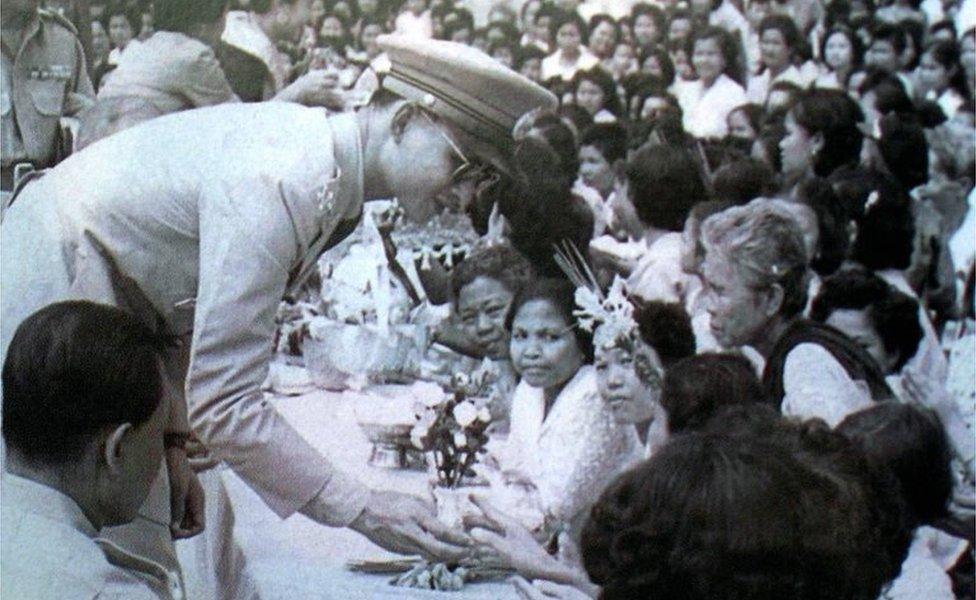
219, 383, 519, 599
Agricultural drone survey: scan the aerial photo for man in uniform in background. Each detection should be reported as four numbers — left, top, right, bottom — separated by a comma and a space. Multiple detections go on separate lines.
1, 0, 93, 206
1, 34, 556, 587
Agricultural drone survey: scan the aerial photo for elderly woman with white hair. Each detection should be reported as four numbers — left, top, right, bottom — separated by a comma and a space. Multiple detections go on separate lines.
700, 200, 893, 427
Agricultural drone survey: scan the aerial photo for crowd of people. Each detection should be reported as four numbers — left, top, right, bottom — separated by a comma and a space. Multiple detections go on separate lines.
1, 0, 975, 598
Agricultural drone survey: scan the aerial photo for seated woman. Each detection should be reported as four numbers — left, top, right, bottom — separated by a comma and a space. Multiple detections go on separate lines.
580, 432, 899, 600
810, 267, 923, 384
832, 170, 949, 383
490, 279, 641, 535
540, 10, 599, 82
700, 199, 893, 426
571, 67, 622, 124
838, 403, 968, 600
429, 244, 534, 431
746, 15, 811, 105
674, 27, 747, 140
464, 282, 694, 594
778, 88, 865, 196
591, 289, 696, 455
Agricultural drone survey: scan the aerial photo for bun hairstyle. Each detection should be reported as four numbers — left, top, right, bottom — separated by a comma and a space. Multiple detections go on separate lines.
511, 109, 581, 191
484, 110, 593, 277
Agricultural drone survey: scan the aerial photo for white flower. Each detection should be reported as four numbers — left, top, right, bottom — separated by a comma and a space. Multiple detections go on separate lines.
452, 401, 478, 427
410, 430, 426, 450
477, 407, 492, 423
453, 432, 467, 448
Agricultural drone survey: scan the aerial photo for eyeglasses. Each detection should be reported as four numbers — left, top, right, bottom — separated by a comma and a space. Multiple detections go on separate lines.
420, 110, 496, 186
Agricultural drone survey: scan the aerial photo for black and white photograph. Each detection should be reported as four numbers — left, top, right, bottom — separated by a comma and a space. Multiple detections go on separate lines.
1, 0, 974, 597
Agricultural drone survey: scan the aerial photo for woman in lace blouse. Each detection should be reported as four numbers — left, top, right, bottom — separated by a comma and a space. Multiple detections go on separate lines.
492, 279, 641, 534
700, 199, 893, 426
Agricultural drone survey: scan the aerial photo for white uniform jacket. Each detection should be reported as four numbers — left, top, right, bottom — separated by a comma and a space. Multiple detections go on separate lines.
1, 103, 370, 524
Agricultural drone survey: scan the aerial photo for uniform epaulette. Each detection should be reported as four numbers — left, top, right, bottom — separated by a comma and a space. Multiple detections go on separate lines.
38, 9, 80, 36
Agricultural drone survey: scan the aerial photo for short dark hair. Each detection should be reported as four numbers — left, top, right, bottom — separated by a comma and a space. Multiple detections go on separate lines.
515, 44, 547, 70
103, 2, 141, 30
877, 113, 928, 191
3, 302, 167, 465
587, 13, 620, 42
154, 0, 227, 33
790, 88, 865, 177
923, 39, 969, 100
582, 432, 896, 600
450, 244, 534, 303
692, 26, 744, 84
711, 158, 776, 205
630, 2, 665, 35
810, 267, 922, 372
632, 300, 695, 367
759, 14, 803, 54
838, 403, 952, 526
819, 25, 864, 71
549, 9, 588, 45
580, 122, 628, 164
625, 144, 707, 231
869, 22, 907, 55
506, 278, 594, 362
857, 68, 914, 115
660, 353, 767, 433
572, 67, 623, 118
637, 45, 676, 88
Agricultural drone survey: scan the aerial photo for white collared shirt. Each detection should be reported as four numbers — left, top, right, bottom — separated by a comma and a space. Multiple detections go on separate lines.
540, 48, 600, 82
676, 73, 747, 139
1, 474, 168, 599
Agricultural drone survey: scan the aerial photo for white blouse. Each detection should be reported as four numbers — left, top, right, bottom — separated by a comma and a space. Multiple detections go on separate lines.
540, 48, 600, 82
676, 74, 747, 139
779, 343, 874, 427
497, 366, 643, 528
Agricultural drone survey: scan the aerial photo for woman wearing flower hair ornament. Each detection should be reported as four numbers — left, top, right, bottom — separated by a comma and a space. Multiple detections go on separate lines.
462, 258, 694, 599
581, 277, 695, 456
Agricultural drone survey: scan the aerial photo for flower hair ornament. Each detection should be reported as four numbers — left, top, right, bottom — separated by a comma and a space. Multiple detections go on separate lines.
553, 241, 640, 349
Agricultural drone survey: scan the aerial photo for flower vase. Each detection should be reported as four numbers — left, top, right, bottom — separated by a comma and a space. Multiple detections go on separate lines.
429, 483, 479, 529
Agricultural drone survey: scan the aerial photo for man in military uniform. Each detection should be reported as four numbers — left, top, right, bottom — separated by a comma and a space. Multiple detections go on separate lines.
1, 0, 94, 203
1, 34, 556, 581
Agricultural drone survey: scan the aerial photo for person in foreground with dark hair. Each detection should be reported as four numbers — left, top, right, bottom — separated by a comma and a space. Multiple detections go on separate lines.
1, 301, 176, 599
580, 432, 897, 600
660, 352, 768, 434
838, 403, 969, 599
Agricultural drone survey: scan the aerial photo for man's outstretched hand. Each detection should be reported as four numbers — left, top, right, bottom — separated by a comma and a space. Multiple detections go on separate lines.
349, 489, 472, 562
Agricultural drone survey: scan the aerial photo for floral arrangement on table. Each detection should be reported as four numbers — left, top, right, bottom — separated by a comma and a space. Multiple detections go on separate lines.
392, 211, 479, 271
409, 360, 498, 488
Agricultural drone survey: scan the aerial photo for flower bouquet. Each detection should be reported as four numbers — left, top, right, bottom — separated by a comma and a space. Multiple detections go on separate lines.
410, 361, 498, 526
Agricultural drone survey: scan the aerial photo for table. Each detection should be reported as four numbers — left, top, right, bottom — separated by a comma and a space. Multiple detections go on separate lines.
217, 382, 520, 599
